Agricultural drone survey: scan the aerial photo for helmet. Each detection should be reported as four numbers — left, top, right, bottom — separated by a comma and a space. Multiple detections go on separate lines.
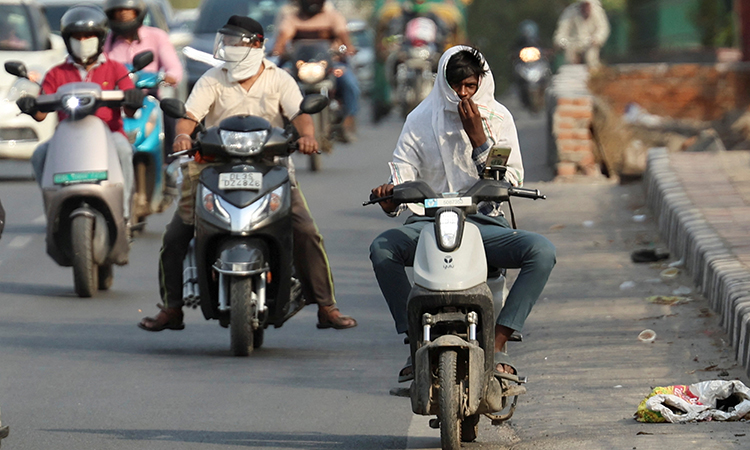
104, 0, 146, 36
299, 0, 325, 18
61, 5, 109, 62
518, 20, 540, 42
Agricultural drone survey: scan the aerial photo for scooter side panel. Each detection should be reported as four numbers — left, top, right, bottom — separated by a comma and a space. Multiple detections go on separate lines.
41, 116, 125, 188
413, 223, 487, 291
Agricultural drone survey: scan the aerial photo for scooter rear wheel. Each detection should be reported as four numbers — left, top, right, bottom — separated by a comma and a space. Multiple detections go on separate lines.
438, 350, 461, 450
71, 215, 98, 298
230, 276, 255, 356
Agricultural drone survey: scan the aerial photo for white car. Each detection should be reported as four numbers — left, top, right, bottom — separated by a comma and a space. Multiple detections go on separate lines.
0, 0, 66, 159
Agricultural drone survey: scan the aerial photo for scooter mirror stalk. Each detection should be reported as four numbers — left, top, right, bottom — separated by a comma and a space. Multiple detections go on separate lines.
4, 61, 28, 79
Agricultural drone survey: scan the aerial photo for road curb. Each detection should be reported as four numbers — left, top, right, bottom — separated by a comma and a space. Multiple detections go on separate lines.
645, 148, 750, 374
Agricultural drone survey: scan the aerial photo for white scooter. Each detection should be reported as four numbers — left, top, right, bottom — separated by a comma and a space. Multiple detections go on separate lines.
366, 165, 545, 449
5, 52, 152, 297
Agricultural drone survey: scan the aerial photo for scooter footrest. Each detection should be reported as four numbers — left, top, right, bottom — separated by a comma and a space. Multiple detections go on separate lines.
496, 372, 527, 384
501, 384, 527, 397
428, 418, 439, 429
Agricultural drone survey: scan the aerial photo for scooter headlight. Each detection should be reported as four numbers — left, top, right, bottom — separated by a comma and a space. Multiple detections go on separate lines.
297, 61, 327, 84
220, 130, 268, 156
240, 184, 287, 232
435, 209, 462, 252
61, 93, 96, 117
200, 185, 231, 223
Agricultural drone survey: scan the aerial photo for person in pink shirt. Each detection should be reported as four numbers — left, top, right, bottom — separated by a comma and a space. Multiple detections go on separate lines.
103, 0, 184, 158
103, 0, 183, 86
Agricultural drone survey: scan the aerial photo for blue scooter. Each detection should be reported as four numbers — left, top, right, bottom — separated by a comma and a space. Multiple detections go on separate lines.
124, 68, 174, 230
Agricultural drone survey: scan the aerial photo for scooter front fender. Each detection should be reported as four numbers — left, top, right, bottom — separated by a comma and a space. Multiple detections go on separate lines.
410, 335, 485, 416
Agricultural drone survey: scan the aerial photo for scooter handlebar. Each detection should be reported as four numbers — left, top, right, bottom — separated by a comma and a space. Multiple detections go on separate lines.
508, 187, 546, 200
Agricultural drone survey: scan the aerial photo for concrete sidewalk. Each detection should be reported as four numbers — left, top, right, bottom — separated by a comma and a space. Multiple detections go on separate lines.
645, 148, 750, 374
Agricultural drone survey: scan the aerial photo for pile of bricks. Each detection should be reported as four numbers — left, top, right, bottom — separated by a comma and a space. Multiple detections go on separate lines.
546, 65, 598, 177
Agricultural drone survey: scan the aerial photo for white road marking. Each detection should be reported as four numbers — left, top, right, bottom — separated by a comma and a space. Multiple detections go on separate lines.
33, 215, 46, 224
8, 235, 33, 248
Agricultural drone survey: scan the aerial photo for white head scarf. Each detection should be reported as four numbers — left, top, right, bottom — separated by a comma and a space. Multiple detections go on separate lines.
390, 45, 523, 197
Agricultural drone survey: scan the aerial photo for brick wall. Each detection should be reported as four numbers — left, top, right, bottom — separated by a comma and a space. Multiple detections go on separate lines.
589, 63, 750, 121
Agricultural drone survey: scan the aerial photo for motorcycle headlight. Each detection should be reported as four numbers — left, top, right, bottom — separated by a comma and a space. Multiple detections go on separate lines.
61, 93, 96, 117
519, 47, 541, 63
220, 129, 268, 156
435, 209, 462, 252
200, 185, 231, 223
240, 185, 286, 232
297, 61, 327, 84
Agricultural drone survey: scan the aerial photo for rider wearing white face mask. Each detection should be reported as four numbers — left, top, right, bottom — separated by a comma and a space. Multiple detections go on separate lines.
20, 5, 144, 220
139, 15, 358, 333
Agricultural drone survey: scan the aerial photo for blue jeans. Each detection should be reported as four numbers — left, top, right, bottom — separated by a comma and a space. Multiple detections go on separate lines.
370, 214, 556, 334
336, 63, 360, 118
31, 131, 134, 219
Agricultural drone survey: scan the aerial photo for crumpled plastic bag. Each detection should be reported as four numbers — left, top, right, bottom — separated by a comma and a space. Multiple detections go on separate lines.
635, 380, 750, 423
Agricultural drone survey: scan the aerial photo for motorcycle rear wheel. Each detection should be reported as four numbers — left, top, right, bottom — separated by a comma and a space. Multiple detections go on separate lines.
71, 215, 98, 298
230, 276, 255, 356
439, 350, 461, 450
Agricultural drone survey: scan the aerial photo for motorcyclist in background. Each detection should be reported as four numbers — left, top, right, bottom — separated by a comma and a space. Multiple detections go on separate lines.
553, 0, 610, 68
514, 19, 542, 52
103, 0, 184, 162
19, 5, 143, 220
271, 0, 360, 143
371, 0, 467, 123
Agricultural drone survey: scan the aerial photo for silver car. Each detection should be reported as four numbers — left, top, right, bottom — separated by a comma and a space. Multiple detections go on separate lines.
0, 0, 66, 159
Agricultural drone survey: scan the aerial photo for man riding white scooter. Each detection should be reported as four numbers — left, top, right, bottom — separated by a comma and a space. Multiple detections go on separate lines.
369, 46, 556, 382
20, 5, 143, 219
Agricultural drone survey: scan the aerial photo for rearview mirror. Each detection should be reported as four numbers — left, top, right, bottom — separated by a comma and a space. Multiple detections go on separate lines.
299, 94, 329, 115
132, 51, 154, 72
4, 61, 28, 79
160, 98, 187, 119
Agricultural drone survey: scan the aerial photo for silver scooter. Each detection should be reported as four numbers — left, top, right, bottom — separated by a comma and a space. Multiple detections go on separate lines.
5, 52, 152, 297
366, 165, 545, 449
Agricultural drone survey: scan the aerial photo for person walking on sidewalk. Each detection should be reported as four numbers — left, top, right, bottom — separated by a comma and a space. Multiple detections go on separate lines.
553, 0, 610, 68
139, 15, 357, 332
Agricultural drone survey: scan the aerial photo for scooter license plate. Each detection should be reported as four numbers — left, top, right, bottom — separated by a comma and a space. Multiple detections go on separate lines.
424, 197, 472, 208
218, 172, 262, 190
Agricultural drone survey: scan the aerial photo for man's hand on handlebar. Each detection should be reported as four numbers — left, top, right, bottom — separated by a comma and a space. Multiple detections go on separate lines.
173, 134, 193, 154
371, 183, 397, 213
296, 134, 318, 155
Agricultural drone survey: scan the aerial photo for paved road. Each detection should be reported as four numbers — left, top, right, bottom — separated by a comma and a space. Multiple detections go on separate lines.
0, 95, 747, 449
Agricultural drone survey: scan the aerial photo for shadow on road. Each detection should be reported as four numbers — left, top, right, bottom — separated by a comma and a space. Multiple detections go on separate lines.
43, 429, 405, 448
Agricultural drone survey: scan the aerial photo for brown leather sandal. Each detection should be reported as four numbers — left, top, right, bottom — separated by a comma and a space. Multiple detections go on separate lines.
316, 305, 357, 330
138, 304, 185, 332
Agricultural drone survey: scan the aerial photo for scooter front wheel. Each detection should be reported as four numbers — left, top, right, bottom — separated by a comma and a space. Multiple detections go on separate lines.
230, 276, 255, 356
71, 215, 98, 298
439, 350, 461, 450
